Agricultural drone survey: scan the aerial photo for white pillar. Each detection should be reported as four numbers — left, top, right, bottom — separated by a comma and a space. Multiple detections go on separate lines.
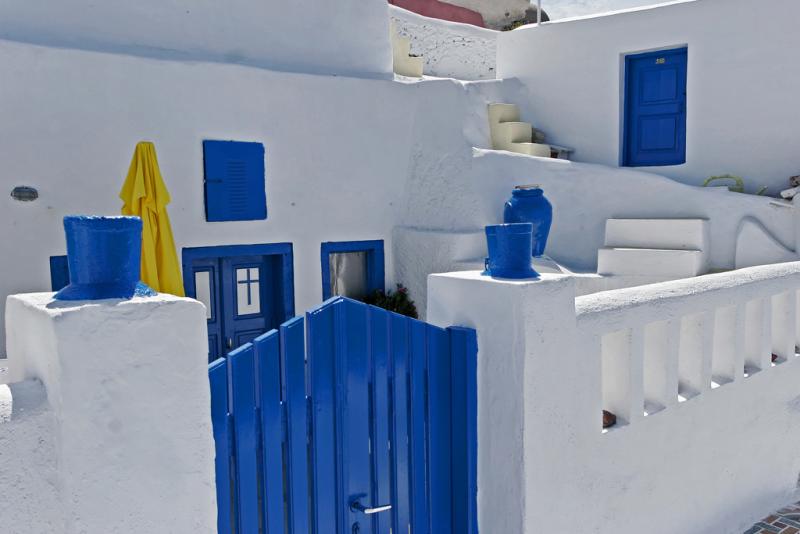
427, 271, 594, 534
4, 292, 216, 534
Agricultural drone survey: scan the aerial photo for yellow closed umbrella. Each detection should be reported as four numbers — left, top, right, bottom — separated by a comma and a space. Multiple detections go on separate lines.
119, 141, 185, 296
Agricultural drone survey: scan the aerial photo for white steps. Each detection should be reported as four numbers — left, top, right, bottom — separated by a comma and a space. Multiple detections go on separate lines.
488, 103, 551, 157
605, 218, 709, 251
598, 219, 709, 278
598, 248, 706, 277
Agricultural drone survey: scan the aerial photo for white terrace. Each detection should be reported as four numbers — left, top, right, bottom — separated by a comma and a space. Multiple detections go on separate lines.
429, 262, 800, 533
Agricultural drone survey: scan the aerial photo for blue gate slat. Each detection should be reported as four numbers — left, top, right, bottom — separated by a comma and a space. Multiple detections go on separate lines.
389, 313, 411, 534
408, 320, 429, 533
448, 327, 479, 534
229, 344, 260, 534
369, 307, 392, 534
280, 317, 310, 534
307, 301, 340, 532
210, 296, 478, 534
426, 325, 453, 534
209, 358, 234, 534
254, 330, 285, 534
338, 299, 372, 532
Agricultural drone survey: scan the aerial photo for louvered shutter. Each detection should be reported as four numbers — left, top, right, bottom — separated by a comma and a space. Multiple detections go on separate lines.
203, 140, 267, 222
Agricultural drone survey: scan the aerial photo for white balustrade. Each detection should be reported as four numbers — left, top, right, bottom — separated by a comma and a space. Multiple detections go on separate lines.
576, 263, 800, 430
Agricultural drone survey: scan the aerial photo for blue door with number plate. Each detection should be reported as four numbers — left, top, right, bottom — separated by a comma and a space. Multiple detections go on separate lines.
183, 245, 294, 361
623, 47, 688, 167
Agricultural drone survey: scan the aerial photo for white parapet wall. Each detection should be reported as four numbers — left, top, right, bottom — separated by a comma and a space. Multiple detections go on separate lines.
0, 0, 392, 78
390, 5, 499, 80
428, 262, 800, 534
2, 293, 215, 534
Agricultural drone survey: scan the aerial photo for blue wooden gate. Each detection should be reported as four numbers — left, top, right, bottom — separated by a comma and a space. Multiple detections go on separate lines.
209, 297, 478, 534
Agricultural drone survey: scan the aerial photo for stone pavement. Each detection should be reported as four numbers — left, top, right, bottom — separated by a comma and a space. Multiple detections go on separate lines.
745, 502, 800, 533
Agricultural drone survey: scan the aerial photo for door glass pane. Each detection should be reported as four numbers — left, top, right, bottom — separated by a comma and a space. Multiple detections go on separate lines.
236, 267, 261, 316
194, 270, 213, 319
329, 251, 368, 300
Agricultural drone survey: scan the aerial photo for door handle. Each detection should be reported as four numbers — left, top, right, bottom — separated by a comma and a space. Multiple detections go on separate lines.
350, 500, 392, 515
227, 338, 233, 350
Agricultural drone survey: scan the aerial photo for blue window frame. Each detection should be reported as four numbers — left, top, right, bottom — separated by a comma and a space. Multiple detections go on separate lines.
623, 47, 688, 167
320, 240, 385, 300
203, 140, 267, 222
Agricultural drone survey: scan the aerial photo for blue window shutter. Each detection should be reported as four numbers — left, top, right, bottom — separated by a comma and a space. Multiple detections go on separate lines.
203, 140, 267, 222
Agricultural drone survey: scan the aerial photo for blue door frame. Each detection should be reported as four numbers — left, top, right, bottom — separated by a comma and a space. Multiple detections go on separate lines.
182, 243, 294, 360
320, 240, 385, 300
623, 47, 688, 167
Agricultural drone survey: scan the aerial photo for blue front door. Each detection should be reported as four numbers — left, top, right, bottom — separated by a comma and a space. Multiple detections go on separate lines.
623, 47, 688, 167
183, 244, 294, 361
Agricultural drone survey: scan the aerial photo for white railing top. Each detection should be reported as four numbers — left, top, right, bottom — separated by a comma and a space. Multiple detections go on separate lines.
576, 262, 800, 335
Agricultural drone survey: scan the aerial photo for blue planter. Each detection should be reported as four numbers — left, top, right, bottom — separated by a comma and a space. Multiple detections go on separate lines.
503, 186, 553, 257
484, 223, 539, 280
54, 216, 144, 301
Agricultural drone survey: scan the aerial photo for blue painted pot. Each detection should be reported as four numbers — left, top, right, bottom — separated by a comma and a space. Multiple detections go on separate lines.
484, 223, 540, 279
54, 216, 143, 301
503, 185, 553, 257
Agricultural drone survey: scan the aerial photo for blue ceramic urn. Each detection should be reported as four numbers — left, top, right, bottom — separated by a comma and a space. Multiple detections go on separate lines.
503, 185, 553, 257
54, 216, 144, 301
484, 223, 540, 280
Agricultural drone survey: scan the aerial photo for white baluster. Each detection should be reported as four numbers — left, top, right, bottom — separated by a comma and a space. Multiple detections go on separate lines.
771, 291, 797, 362
712, 305, 743, 385
745, 298, 772, 374
678, 310, 714, 398
644, 319, 680, 412
601, 327, 644, 426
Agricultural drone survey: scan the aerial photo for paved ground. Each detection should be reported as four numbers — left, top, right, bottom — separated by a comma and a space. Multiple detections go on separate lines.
746, 502, 800, 533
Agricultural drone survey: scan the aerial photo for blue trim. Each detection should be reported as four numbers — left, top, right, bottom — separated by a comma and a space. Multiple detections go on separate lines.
320, 240, 385, 300
49, 255, 69, 291
622, 46, 688, 167
182, 243, 295, 321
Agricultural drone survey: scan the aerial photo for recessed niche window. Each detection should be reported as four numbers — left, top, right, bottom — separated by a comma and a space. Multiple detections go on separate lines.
321, 241, 384, 300
203, 140, 267, 222
236, 267, 261, 316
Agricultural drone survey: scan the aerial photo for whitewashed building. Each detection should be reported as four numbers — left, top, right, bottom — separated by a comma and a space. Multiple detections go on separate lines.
2, 1, 800, 533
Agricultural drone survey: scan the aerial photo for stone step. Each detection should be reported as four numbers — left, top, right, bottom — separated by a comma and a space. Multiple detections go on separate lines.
604, 218, 709, 251
597, 247, 706, 277
509, 142, 551, 157
488, 103, 520, 125
494, 121, 532, 144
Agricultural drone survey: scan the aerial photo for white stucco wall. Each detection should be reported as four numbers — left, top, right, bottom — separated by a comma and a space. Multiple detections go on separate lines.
3, 292, 215, 533
0, 379, 61, 533
428, 265, 800, 533
0, 38, 417, 355
0, 36, 536, 355
390, 5, 499, 80
0, 0, 392, 78
396, 148, 799, 316
497, 0, 800, 194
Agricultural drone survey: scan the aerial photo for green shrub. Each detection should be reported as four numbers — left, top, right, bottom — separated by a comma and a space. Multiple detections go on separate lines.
362, 284, 418, 319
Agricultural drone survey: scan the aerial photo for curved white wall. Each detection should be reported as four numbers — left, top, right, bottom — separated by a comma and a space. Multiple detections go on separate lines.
497, 0, 800, 194
0, 0, 392, 77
